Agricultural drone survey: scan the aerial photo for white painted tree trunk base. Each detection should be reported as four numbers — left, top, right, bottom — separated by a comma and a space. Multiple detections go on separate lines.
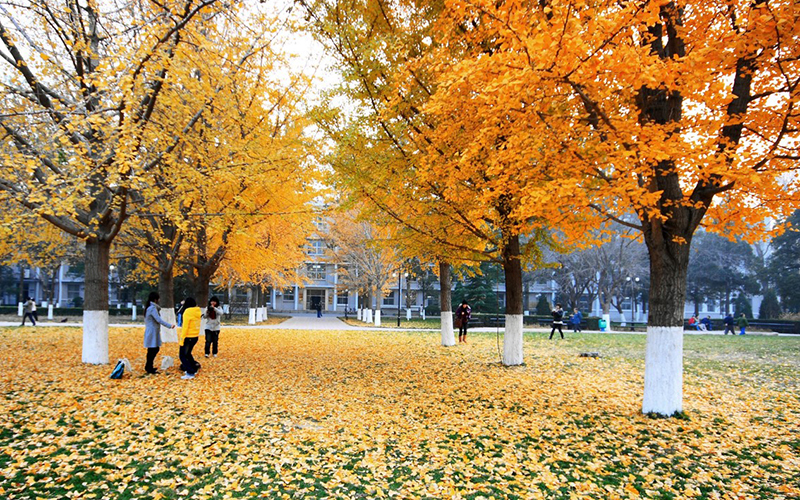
503, 314, 524, 366
374, 310, 381, 327
161, 308, 178, 343
82, 311, 109, 364
642, 326, 684, 416
441, 312, 455, 346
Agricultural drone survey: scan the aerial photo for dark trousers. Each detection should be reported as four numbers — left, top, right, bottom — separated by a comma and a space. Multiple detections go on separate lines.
204, 330, 219, 355
571, 323, 581, 333
459, 322, 468, 336
550, 324, 564, 339
21, 312, 36, 325
724, 325, 734, 335
145, 347, 160, 373
179, 337, 199, 375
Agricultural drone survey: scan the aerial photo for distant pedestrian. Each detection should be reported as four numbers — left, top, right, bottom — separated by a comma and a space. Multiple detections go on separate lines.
455, 300, 472, 343
723, 313, 735, 335
203, 296, 224, 358
21, 297, 36, 326
143, 292, 176, 374
316, 301, 323, 318
550, 304, 565, 339
569, 308, 583, 333
178, 298, 201, 380
700, 316, 712, 332
175, 299, 185, 327
736, 313, 749, 335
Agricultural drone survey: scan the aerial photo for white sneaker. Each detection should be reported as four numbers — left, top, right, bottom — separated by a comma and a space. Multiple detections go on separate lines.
213, 354, 217, 358
181, 373, 195, 380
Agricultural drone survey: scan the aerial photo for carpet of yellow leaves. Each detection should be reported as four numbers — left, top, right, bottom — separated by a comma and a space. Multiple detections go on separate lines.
0, 327, 798, 499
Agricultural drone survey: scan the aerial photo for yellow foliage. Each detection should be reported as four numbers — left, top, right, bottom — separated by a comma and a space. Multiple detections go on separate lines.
0, 327, 798, 498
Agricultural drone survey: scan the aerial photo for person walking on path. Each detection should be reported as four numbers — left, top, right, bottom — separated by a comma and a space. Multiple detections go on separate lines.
454, 300, 472, 344
550, 304, 565, 339
723, 313, 735, 335
178, 298, 202, 380
203, 296, 224, 358
736, 313, 749, 335
143, 292, 176, 374
21, 297, 36, 326
569, 308, 583, 333
316, 301, 323, 318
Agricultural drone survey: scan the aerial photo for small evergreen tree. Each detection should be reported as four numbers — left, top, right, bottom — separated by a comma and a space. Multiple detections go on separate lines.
734, 294, 753, 319
535, 294, 551, 316
758, 289, 782, 319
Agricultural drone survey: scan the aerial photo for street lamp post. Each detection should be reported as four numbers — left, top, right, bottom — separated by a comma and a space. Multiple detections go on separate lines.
394, 270, 409, 327
626, 276, 640, 330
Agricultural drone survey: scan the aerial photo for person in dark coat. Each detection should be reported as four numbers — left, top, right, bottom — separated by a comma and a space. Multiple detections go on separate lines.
454, 300, 472, 343
723, 313, 735, 335
550, 304, 565, 339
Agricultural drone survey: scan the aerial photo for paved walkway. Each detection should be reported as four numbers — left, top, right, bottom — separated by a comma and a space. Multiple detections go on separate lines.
0, 316, 792, 336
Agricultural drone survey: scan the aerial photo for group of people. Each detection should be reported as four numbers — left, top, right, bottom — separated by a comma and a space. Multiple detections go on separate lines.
20, 297, 37, 326
550, 304, 583, 339
143, 292, 224, 380
688, 313, 749, 335
452, 300, 585, 342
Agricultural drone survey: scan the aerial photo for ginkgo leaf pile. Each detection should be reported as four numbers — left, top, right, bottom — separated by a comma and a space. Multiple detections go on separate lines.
0, 328, 797, 499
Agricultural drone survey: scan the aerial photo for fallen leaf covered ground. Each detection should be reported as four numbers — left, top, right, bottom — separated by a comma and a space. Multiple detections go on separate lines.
0, 327, 798, 499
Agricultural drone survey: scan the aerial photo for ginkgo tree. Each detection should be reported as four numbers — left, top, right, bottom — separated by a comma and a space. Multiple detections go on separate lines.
0, 0, 309, 364
303, 0, 582, 356
409, 0, 800, 415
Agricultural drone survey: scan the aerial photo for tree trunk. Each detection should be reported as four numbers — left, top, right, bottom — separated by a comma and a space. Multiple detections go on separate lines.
439, 261, 454, 346
82, 238, 111, 364
502, 234, 524, 365
158, 266, 178, 343
642, 233, 692, 416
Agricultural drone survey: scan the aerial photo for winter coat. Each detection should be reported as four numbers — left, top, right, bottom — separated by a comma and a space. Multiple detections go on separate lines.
203, 306, 224, 331
179, 307, 202, 346
144, 303, 172, 349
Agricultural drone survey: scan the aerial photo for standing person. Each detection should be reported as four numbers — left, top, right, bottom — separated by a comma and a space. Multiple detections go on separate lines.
569, 307, 583, 333
203, 296, 224, 358
143, 292, 176, 374
21, 297, 36, 326
723, 313, 735, 335
736, 313, 749, 335
178, 297, 202, 380
316, 301, 323, 318
454, 300, 471, 344
550, 303, 565, 339
175, 299, 185, 327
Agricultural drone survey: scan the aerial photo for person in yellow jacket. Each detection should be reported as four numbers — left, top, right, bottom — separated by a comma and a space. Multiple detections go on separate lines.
178, 297, 202, 380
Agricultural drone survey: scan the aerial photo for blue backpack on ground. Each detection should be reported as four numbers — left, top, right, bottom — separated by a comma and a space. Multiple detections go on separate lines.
110, 360, 125, 379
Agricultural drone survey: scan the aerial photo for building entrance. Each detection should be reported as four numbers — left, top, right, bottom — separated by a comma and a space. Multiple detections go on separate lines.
307, 289, 325, 311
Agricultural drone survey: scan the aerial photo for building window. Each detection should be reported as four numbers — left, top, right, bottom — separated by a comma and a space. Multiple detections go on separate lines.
282, 288, 295, 301
337, 292, 349, 306
66, 284, 83, 302
383, 291, 396, 306
307, 264, 326, 280
306, 240, 325, 256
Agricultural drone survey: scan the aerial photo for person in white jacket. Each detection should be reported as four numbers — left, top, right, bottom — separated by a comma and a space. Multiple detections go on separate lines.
203, 296, 224, 358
